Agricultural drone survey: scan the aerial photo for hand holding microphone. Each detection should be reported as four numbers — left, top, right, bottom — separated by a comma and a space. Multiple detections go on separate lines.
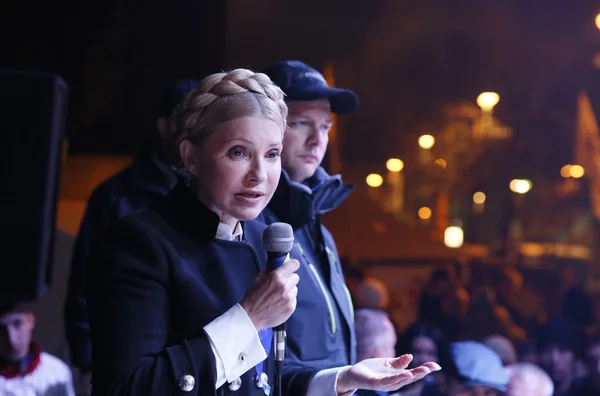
241, 222, 297, 332
240, 258, 299, 331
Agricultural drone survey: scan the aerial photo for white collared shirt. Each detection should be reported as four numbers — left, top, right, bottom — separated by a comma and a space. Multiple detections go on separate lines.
215, 222, 243, 241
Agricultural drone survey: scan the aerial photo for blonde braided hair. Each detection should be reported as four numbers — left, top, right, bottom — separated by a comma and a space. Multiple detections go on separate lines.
167, 69, 287, 166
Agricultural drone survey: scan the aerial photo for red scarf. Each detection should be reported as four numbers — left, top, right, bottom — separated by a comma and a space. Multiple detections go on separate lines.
0, 343, 42, 379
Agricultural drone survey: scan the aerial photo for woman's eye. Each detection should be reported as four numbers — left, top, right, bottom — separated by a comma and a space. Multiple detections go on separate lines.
267, 150, 281, 160
229, 147, 246, 158
288, 121, 308, 128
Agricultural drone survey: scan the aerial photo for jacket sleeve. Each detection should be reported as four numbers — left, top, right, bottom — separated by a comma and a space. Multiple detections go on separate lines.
86, 217, 217, 396
282, 361, 319, 396
64, 186, 118, 372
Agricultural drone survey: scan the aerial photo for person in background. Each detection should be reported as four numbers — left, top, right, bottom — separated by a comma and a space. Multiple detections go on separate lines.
63, 78, 199, 393
537, 318, 580, 396
570, 331, 600, 395
438, 341, 509, 396
418, 267, 468, 342
85, 68, 441, 396
394, 323, 446, 396
355, 278, 390, 310
494, 269, 531, 333
483, 335, 517, 366
462, 286, 525, 344
355, 309, 398, 396
0, 302, 75, 396
505, 363, 553, 396
515, 340, 538, 365
562, 287, 595, 336
259, 60, 358, 372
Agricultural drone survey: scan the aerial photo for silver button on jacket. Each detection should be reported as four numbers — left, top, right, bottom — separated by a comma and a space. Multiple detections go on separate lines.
178, 374, 195, 392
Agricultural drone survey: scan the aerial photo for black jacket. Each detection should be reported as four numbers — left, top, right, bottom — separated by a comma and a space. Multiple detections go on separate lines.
65, 148, 173, 371
257, 167, 356, 371
86, 182, 316, 395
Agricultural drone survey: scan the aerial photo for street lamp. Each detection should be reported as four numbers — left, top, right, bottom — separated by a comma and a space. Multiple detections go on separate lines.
418, 134, 435, 163
476, 92, 500, 139
418, 207, 432, 220
570, 165, 585, 179
473, 191, 486, 214
509, 179, 532, 194
386, 158, 404, 172
444, 226, 464, 248
476, 92, 500, 112
418, 134, 435, 149
386, 158, 404, 213
366, 173, 383, 188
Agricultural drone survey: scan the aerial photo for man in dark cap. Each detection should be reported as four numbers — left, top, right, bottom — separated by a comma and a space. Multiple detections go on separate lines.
63, 78, 199, 393
259, 61, 359, 384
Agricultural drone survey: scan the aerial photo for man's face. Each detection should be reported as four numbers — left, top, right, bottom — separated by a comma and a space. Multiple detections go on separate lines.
411, 335, 438, 368
282, 99, 332, 182
539, 344, 575, 384
448, 381, 501, 396
0, 312, 35, 361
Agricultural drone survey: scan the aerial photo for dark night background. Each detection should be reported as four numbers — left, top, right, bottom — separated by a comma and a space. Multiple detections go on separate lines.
3, 0, 600, 175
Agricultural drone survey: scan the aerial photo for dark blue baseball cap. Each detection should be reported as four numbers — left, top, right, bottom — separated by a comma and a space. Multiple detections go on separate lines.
449, 341, 509, 392
159, 78, 200, 118
260, 60, 358, 114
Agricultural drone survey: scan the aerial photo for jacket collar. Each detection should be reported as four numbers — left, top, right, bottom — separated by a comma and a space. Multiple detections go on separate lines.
267, 167, 353, 228
161, 180, 222, 242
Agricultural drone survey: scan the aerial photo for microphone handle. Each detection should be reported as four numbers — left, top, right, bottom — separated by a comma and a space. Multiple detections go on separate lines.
266, 252, 289, 273
265, 252, 289, 396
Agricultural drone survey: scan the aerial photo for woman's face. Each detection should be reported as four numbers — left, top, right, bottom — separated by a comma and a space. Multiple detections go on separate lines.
411, 335, 438, 368
181, 116, 283, 228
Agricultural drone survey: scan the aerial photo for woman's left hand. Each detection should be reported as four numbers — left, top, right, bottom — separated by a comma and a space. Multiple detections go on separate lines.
335, 354, 441, 396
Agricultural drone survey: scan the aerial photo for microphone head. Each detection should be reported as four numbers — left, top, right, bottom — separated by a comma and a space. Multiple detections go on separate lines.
263, 222, 294, 254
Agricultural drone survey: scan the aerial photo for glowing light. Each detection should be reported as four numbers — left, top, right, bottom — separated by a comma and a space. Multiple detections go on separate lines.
473, 192, 486, 204
386, 158, 404, 172
476, 92, 500, 111
444, 226, 464, 248
418, 207, 432, 220
418, 134, 435, 149
366, 173, 384, 188
434, 158, 447, 169
560, 164, 572, 178
510, 179, 532, 194
570, 165, 585, 179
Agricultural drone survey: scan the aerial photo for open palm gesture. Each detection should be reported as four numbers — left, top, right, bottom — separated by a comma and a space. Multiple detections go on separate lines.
336, 354, 441, 395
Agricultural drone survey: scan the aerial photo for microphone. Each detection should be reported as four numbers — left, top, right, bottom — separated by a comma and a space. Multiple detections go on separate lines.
262, 222, 294, 396
263, 222, 294, 273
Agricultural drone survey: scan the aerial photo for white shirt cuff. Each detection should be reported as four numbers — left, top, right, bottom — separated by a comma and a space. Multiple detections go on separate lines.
204, 303, 268, 388
307, 366, 354, 396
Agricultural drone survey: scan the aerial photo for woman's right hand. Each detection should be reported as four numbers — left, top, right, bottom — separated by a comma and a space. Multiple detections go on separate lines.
241, 259, 300, 331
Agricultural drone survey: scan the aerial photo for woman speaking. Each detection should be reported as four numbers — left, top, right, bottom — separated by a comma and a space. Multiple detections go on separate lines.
85, 69, 440, 396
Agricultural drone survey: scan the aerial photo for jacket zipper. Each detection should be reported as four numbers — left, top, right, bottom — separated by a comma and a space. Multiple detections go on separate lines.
295, 243, 337, 335
325, 246, 354, 324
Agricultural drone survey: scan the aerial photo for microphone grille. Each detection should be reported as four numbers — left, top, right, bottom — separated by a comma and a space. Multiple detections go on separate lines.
263, 222, 294, 253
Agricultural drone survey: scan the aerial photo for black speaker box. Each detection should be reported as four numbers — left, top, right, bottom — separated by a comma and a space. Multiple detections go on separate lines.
0, 70, 68, 302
